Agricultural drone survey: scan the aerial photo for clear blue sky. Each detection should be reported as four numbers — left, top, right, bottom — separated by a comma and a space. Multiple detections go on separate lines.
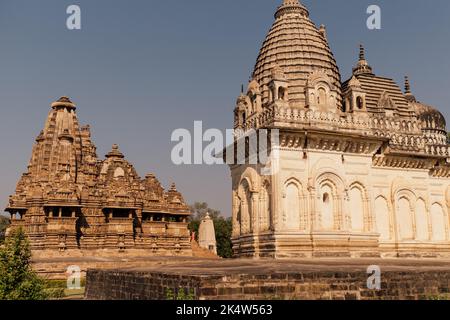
0, 0, 449, 216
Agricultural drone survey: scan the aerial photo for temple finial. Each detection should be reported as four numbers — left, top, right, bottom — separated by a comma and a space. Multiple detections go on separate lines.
404, 76, 416, 102
359, 44, 365, 61
352, 43, 373, 76
404, 76, 411, 94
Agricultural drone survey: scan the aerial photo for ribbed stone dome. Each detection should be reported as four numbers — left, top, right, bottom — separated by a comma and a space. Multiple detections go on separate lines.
253, 0, 342, 107
414, 102, 447, 132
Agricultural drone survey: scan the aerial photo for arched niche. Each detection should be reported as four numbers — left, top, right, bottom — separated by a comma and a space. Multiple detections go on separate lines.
305, 71, 339, 113
315, 172, 346, 231
375, 196, 391, 241
237, 178, 253, 235
284, 182, 301, 231
320, 183, 334, 230
431, 203, 446, 241
397, 196, 414, 240
349, 184, 366, 232
114, 167, 125, 179
415, 199, 429, 241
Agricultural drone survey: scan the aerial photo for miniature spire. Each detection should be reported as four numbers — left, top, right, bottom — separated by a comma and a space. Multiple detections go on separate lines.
352, 44, 373, 76
404, 76, 416, 102
359, 44, 365, 61
404, 76, 411, 94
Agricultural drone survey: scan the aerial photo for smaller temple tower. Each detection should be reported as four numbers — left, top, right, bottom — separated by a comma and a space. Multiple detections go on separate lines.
198, 213, 217, 255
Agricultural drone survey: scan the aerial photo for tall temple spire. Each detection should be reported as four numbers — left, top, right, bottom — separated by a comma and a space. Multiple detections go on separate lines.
353, 44, 373, 76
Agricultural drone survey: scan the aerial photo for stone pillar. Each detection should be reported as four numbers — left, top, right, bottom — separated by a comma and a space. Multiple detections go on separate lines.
72, 208, 76, 218
49, 208, 53, 218
58, 207, 62, 218
309, 187, 317, 232
109, 209, 113, 219
411, 203, 417, 239
272, 169, 280, 232
427, 204, 433, 241
231, 191, 240, 237
258, 193, 265, 232
251, 191, 259, 235
128, 210, 133, 219
335, 195, 344, 231
252, 191, 260, 258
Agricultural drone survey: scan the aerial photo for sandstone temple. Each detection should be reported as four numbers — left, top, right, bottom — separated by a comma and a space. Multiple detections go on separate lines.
230, 0, 450, 258
5, 97, 192, 256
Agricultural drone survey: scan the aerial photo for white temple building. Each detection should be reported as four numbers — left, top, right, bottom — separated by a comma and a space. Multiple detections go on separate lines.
229, 0, 450, 258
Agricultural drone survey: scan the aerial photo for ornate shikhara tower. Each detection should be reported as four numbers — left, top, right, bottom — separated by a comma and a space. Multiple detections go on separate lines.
5, 97, 192, 256
230, 0, 450, 258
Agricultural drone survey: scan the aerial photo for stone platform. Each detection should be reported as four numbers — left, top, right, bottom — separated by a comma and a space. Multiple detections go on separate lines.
83, 258, 450, 300
32, 251, 203, 280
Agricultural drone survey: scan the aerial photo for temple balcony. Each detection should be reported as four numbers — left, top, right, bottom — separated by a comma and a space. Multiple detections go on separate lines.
245, 104, 423, 137
103, 208, 138, 234
46, 217, 78, 232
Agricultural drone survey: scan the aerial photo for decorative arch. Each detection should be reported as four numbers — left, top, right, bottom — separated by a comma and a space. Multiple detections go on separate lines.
396, 191, 415, 241
348, 182, 369, 232
282, 178, 307, 231
237, 178, 253, 235
431, 202, 446, 241
415, 198, 429, 241
305, 71, 339, 113
391, 178, 418, 242
238, 167, 260, 193
315, 172, 346, 231
374, 196, 391, 241
309, 157, 347, 188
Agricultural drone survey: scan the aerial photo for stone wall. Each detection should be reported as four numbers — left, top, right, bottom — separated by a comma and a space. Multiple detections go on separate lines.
85, 269, 450, 300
